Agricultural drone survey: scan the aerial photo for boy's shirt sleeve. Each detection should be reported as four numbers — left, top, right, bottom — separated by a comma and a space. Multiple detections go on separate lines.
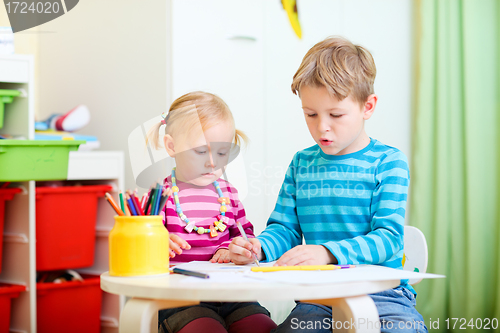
257, 154, 303, 261
322, 151, 409, 265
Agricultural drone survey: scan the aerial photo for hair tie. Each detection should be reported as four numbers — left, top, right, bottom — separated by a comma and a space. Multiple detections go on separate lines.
160, 112, 168, 126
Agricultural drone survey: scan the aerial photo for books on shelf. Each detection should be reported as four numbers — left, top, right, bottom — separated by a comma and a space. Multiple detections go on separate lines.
34, 130, 100, 151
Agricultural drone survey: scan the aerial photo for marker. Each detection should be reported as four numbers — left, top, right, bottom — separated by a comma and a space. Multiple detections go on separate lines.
236, 221, 260, 266
171, 268, 209, 279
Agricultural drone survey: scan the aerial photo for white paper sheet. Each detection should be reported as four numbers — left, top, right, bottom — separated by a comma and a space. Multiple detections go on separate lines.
172, 261, 275, 273
244, 265, 444, 285
172, 262, 444, 285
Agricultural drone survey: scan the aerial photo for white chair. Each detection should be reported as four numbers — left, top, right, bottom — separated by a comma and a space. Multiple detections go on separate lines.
402, 225, 428, 285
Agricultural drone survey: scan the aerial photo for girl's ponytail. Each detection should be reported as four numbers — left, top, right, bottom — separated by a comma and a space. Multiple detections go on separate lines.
145, 121, 164, 150
234, 129, 248, 148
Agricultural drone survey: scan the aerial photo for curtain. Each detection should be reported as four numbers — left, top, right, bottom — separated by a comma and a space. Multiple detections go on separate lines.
410, 0, 500, 331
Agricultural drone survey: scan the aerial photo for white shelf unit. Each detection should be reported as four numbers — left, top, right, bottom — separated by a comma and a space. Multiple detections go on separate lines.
0, 54, 124, 333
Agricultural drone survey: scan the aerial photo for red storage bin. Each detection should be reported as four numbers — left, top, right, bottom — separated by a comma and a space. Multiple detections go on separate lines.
37, 275, 101, 333
0, 188, 22, 273
0, 283, 26, 333
36, 185, 112, 270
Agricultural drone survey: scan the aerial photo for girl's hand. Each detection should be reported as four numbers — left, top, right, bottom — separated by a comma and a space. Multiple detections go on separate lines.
210, 249, 231, 263
228, 237, 262, 265
274, 245, 337, 266
169, 234, 191, 258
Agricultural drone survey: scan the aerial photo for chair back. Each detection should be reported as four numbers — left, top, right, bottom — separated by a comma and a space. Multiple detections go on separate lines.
403, 225, 428, 285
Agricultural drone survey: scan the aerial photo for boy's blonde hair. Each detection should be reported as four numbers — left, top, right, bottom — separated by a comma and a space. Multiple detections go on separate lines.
291, 36, 376, 105
147, 91, 247, 150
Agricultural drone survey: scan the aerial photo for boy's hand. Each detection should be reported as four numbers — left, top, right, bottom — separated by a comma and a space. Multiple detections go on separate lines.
275, 245, 337, 266
210, 249, 231, 263
229, 237, 262, 265
169, 234, 191, 258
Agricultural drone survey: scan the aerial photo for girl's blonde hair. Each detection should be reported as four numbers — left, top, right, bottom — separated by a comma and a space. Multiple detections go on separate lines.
147, 91, 247, 150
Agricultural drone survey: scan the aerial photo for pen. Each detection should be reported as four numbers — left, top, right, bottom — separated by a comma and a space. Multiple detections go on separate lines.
236, 221, 260, 266
171, 268, 209, 279
251, 265, 341, 272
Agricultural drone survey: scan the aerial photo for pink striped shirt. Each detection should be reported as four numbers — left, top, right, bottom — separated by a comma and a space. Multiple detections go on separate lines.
161, 176, 255, 262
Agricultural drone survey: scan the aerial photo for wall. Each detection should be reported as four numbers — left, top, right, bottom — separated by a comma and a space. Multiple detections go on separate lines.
35, 0, 168, 192
2, 0, 412, 233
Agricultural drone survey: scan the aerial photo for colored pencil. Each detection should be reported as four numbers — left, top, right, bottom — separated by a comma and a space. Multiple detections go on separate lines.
236, 222, 260, 266
144, 183, 155, 215
140, 192, 148, 210
105, 193, 124, 216
133, 189, 144, 215
171, 268, 209, 279
153, 182, 163, 215
150, 183, 159, 215
125, 193, 138, 216
124, 201, 131, 216
157, 188, 170, 215
129, 190, 143, 215
119, 191, 125, 212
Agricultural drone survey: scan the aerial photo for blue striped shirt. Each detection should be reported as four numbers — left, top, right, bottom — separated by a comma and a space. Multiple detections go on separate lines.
258, 139, 412, 290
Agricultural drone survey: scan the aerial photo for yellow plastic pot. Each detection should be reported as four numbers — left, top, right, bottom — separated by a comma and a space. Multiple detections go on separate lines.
109, 215, 169, 276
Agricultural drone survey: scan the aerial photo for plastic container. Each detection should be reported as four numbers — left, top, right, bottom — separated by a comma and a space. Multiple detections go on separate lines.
0, 283, 25, 333
0, 140, 84, 181
109, 215, 169, 276
37, 275, 101, 333
36, 185, 112, 271
0, 89, 20, 128
0, 187, 22, 273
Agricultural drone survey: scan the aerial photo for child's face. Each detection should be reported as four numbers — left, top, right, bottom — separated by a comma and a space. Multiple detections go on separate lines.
171, 121, 234, 187
300, 85, 374, 156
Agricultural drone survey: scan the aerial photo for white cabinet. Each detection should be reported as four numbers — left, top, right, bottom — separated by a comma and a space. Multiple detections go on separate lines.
170, 0, 266, 232
0, 55, 124, 333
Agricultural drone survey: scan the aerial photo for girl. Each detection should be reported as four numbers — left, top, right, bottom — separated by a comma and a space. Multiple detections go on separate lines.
146, 91, 276, 333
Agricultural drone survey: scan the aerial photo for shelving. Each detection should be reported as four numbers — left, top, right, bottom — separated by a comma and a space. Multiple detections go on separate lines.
0, 54, 124, 333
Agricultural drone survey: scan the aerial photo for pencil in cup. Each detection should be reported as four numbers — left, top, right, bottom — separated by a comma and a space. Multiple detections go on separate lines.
105, 193, 125, 216
125, 193, 138, 216
144, 182, 170, 215
128, 190, 144, 215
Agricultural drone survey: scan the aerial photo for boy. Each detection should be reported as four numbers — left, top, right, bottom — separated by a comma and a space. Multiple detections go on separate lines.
229, 36, 427, 333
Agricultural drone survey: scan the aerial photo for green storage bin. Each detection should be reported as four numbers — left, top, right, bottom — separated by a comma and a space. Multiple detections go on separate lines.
0, 89, 21, 129
0, 140, 85, 181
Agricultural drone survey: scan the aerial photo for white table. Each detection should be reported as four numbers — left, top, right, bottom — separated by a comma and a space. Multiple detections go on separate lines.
101, 271, 400, 333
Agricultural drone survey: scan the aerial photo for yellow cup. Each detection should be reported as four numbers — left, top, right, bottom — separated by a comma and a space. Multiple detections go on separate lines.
109, 215, 169, 276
